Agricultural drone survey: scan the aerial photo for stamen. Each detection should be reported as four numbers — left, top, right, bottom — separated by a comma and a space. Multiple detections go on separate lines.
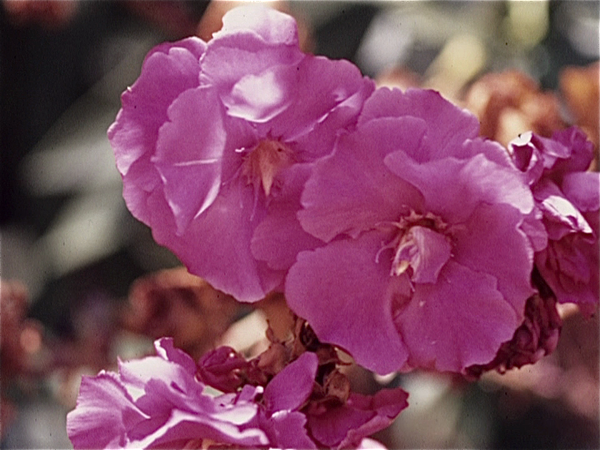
242, 139, 295, 197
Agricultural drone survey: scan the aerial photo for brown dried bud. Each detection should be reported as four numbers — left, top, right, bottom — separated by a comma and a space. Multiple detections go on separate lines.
560, 62, 599, 168
323, 369, 351, 404
122, 268, 240, 360
1, 280, 30, 380
463, 71, 564, 146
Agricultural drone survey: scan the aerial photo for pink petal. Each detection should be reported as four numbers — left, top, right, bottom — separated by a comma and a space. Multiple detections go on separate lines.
67, 373, 146, 449
160, 178, 284, 302
109, 39, 204, 224
216, 5, 299, 46
299, 117, 424, 242
251, 164, 324, 270
264, 352, 318, 412
358, 88, 480, 161
286, 232, 409, 375
384, 151, 534, 223
561, 171, 600, 213
452, 202, 534, 313
154, 87, 226, 234
395, 260, 520, 372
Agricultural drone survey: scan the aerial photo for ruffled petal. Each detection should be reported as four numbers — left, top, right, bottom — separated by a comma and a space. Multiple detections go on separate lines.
534, 179, 593, 240
308, 388, 408, 449
267, 56, 375, 155
67, 373, 147, 449
395, 260, 520, 372
384, 151, 534, 223
299, 118, 425, 242
200, 29, 302, 96
130, 408, 267, 449
358, 88, 480, 162
262, 411, 317, 450
110, 39, 205, 223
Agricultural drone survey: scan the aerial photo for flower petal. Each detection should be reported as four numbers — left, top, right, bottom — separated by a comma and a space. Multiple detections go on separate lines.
264, 352, 318, 412
216, 5, 299, 47
534, 179, 593, 240
286, 232, 409, 375
384, 151, 534, 223
299, 117, 425, 242
358, 88, 480, 162
110, 39, 204, 223
154, 87, 225, 234
251, 164, 324, 270
452, 202, 534, 313
395, 260, 520, 372
161, 178, 284, 302
67, 373, 147, 449
561, 171, 600, 213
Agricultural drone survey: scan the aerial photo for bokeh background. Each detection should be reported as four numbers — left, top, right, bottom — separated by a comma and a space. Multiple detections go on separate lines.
1, 1, 599, 448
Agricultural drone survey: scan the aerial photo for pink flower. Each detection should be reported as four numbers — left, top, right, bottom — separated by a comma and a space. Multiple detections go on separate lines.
109, 5, 374, 302
67, 338, 408, 449
66, 339, 267, 449
286, 88, 538, 375
508, 127, 599, 313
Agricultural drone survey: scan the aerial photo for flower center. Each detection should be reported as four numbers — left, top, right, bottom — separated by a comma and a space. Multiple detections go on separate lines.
383, 211, 452, 284
241, 139, 295, 197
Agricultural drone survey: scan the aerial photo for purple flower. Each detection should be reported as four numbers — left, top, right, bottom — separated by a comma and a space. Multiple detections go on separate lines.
67, 338, 408, 449
202, 349, 408, 449
508, 127, 599, 313
109, 5, 374, 302
66, 338, 268, 449
286, 88, 538, 375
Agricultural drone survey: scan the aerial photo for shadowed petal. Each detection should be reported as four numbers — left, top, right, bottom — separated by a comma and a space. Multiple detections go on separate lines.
452, 202, 534, 313
264, 352, 318, 412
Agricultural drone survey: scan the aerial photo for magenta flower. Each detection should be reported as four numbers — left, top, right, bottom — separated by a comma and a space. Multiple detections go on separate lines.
198, 345, 410, 449
508, 127, 599, 313
109, 5, 374, 302
286, 88, 538, 375
66, 338, 268, 449
67, 338, 408, 449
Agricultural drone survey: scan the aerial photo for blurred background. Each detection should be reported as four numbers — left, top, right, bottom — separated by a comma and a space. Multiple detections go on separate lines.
1, 1, 598, 448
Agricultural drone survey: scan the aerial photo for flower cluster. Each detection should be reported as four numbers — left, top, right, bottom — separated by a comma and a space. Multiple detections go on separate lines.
508, 128, 599, 315
69, 4, 598, 449
68, 330, 408, 449
109, 5, 374, 303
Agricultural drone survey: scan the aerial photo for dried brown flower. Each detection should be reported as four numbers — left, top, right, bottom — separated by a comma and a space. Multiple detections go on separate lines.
121, 267, 240, 360
463, 71, 564, 146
